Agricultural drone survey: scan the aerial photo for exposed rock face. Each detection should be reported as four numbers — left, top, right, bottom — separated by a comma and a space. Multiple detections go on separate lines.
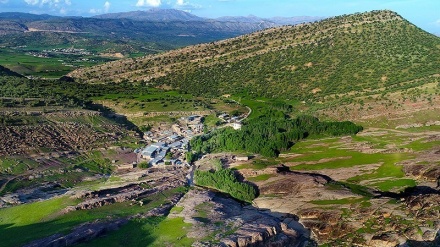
68, 174, 186, 211
258, 171, 330, 195
172, 189, 311, 247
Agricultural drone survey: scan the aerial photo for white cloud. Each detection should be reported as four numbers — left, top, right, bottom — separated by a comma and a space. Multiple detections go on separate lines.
435, 19, 440, 26
176, 0, 184, 5
24, 0, 39, 5
24, 0, 64, 7
104, 1, 110, 12
136, 0, 161, 7
65, 0, 71, 5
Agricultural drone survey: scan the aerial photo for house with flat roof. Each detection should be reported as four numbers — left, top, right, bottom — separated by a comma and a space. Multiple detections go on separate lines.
169, 141, 183, 149
141, 145, 159, 159
168, 134, 182, 143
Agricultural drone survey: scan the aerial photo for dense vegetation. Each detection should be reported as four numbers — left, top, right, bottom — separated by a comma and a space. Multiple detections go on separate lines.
194, 168, 257, 203
191, 112, 363, 157
72, 11, 440, 102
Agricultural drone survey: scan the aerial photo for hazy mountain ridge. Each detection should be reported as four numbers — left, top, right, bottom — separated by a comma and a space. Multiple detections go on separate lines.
69, 10, 440, 101
0, 9, 321, 36
93, 9, 205, 22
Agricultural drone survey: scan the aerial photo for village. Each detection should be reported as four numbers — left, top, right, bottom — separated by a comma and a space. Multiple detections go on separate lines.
116, 111, 248, 171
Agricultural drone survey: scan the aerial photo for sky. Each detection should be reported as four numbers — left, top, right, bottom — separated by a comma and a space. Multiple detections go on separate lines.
0, 0, 439, 34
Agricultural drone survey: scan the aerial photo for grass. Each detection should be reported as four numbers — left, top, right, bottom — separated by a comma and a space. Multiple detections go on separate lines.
234, 159, 278, 170
0, 186, 187, 247
78, 216, 194, 247
203, 114, 221, 130
285, 134, 416, 192
0, 48, 114, 78
0, 196, 78, 227
247, 174, 275, 182
370, 179, 417, 192
0, 157, 40, 175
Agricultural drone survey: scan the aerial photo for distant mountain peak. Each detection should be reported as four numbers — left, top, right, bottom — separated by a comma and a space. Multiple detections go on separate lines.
93, 9, 205, 22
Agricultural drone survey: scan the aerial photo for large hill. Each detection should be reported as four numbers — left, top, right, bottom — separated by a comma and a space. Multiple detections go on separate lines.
69, 10, 440, 102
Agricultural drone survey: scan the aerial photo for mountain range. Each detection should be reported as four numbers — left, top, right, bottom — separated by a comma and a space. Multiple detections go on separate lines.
0, 9, 322, 43
93, 9, 322, 26
0, 9, 322, 50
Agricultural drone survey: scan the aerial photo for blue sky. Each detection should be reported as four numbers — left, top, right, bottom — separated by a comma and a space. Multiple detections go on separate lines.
1, 0, 439, 34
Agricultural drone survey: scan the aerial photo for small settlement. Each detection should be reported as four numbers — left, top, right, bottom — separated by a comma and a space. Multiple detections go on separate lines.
137, 115, 205, 167
121, 110, 248, 170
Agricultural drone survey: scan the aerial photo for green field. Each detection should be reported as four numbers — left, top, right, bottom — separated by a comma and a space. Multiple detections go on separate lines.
0, 48, 114, 78
0, 187, 187, 247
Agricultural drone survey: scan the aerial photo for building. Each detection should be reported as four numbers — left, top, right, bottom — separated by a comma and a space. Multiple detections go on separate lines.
169, 141, 183, 150
141, 146, 159, 159
235, 156, 249, 161
149, 157, 164, 166
218, 113, 229, 120
168, 134, 182, 143
141, 142, 167, 159
232, 122, 242, 130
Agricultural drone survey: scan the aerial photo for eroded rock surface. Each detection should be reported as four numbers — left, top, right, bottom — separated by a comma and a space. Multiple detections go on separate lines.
171, 189, 312, 247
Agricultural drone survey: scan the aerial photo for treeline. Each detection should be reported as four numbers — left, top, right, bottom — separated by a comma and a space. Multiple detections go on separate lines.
194, 168, 257, 203
191, 112, 363, 157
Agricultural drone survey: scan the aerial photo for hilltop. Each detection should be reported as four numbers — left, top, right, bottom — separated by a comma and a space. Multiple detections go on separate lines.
69, 10, 440, 102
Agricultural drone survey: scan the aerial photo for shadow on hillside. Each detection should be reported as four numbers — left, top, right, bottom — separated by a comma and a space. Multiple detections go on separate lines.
86, 102, 141, 133
0, 217, 159, 247
375, 186, 440, 199
403, 231, 440, 247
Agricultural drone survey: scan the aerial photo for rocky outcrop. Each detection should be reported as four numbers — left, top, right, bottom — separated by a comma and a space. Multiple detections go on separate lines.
68, 178, 186, 212
172, 189, 311, 247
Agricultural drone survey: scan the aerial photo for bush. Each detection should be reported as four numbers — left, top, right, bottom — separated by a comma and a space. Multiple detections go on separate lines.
194, 168, 257, 203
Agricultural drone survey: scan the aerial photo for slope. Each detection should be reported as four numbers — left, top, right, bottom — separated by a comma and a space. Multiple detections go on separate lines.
69, 10, 440, 101
0, 65, 24, 78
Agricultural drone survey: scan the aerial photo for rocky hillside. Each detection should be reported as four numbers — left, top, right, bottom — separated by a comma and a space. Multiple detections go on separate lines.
69, 10, 440, 101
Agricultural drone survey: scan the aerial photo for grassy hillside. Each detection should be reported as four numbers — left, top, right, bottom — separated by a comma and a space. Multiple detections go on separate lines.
70, 10, 440, 102
0, 65, 23, 78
